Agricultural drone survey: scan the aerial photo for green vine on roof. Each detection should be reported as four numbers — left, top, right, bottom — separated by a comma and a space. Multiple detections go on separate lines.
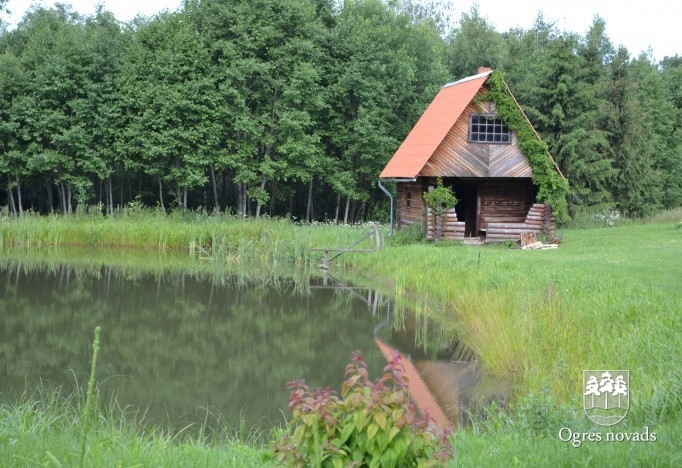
479, 71, 570, 223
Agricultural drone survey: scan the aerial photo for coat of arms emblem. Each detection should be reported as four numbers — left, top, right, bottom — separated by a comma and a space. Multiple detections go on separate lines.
584, 370, 629, 426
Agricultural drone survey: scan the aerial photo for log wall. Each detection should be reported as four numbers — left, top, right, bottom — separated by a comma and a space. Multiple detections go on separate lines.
478, 180, 535, 229
396, 181, 427, 229
426, 208, 465, 241
399, 180, 555, 243
484, 203, 555, 241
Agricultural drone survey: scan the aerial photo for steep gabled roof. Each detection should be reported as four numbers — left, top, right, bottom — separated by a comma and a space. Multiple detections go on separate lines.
379, 70, 492, 179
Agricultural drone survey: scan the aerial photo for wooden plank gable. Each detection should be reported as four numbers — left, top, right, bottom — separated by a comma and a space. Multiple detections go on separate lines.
421, 99, 532, 178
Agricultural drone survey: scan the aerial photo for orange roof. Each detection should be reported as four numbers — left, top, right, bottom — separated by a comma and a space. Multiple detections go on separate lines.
379, 71, 492, 179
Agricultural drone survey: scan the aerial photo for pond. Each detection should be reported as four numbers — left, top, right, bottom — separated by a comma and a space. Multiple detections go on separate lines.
0, 253, 507, 435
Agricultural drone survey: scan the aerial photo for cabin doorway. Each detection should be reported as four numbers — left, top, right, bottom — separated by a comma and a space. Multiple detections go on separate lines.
453, 183, 478, 237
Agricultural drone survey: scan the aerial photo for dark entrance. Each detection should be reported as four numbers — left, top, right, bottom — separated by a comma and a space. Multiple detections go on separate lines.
453, 182, 478, 237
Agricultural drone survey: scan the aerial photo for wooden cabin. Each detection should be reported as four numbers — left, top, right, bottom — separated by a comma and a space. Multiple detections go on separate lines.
379, 68, 562, 242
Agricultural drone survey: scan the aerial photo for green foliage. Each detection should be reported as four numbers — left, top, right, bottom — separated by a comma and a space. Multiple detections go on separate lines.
446, 4, 507, 78
387, 223, 425, 245
422, 177, 457, 214
514, 389, 577, 438
2, 0, 681, 221
481, 71, 570, 223
274, 351, 453, 467
322, 0, 448, 212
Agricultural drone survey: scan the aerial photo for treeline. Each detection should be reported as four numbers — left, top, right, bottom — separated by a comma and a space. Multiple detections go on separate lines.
0, 0, 680, 221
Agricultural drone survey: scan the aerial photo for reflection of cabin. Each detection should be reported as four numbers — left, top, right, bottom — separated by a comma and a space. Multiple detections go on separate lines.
374, 337, 508, 430
379, 68, 561, 242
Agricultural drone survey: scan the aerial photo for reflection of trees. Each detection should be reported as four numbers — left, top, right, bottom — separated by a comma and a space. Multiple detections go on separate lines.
0, 260, 385, 433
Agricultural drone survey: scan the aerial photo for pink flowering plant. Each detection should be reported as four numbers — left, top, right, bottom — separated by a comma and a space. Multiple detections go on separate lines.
274, 351, 453, 467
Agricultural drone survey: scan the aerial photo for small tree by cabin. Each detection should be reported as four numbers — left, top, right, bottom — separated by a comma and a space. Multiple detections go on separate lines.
423, 177, 457, 242
379, 68, 568, 242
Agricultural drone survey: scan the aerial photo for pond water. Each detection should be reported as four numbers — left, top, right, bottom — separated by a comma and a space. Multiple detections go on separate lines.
0, 255, 507, 435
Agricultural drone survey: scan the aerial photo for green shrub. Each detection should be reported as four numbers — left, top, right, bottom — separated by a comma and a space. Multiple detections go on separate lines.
387, 224, 425, 246
274, 351, 453, 467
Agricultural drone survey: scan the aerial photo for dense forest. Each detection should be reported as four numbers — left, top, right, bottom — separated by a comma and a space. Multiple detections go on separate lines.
1, 0, 680, 222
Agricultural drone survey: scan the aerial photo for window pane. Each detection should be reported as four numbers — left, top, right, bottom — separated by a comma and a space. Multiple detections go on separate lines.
470, 114, 510, 144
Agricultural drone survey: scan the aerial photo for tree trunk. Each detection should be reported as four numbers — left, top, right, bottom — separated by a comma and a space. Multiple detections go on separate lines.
107, 175, 114, 216
343, 197, 350, 224
306, 179, 314, 222
237, 182, 247, 218
58, 182, 67, 214
16, 180, 23, 216
66, 185, 72, 215
158, 177, 166, 213
97, 177, 103, 207
183, 188, 188, 211
210, 165, 219, 212
7, 178, 17, 218
349, 200, 360, 224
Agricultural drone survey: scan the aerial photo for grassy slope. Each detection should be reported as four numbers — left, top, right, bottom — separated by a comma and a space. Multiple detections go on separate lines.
346, 219, 682, 466
348, 221, 681, 401
1, 213, 681, 465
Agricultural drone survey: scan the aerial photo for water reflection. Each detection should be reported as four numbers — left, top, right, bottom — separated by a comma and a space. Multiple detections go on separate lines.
374, 331, 509, 429
0, 257, 507, 435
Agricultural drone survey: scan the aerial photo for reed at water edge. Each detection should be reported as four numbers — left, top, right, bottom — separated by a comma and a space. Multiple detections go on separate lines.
0, 208, 381, 268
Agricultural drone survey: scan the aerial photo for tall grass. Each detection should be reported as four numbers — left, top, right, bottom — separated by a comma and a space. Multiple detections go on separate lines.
0, 210, 381, 269
0, 386, 275, 467
79, 326, 101, 467
345, 216, 681, 465
348, 218, 682, 414
450, 402, 681, 467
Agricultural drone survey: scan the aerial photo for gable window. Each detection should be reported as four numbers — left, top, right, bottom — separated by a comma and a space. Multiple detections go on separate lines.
470, 114, 510, 143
